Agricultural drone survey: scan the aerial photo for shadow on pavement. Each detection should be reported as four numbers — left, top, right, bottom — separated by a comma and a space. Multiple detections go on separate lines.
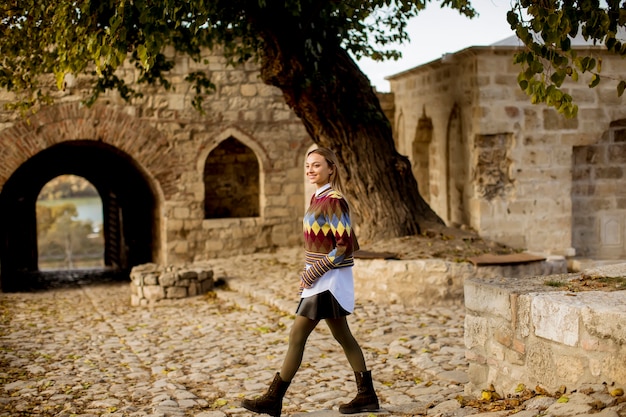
3, 268, 130, 292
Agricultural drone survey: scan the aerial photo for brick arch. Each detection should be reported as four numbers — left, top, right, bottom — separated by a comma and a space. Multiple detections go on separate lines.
0, 103, 175, 290
0, 102, 177, 198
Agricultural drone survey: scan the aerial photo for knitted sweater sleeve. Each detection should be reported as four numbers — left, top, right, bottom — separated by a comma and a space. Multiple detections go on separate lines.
300, 193, 356, 287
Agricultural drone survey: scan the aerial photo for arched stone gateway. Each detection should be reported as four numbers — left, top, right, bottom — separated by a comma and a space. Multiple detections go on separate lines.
0, 104, 172, 291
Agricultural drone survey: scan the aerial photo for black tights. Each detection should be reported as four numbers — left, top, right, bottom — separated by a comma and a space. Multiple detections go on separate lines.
279, 314, 367, 382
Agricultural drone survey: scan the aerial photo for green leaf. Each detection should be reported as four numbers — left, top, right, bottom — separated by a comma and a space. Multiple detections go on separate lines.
550, 70, 566, 87
580, 56, 590, 71
617, 80, 626, 97
55, 71, 66, 91
606, 37, 617, 50
507, 11, 519, 27
587, 58, 596, 71
137, 45, 148, 68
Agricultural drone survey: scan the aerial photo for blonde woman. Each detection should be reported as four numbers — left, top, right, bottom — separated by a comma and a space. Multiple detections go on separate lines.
241, 147, 379, 416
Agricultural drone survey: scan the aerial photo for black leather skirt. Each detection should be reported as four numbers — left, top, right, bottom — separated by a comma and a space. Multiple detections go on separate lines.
295, 290, 350, 320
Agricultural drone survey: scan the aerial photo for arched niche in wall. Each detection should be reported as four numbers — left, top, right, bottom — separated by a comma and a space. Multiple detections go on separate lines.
203, 137, 260, 219
412, 106, 433, 203
446, 103, 468, 227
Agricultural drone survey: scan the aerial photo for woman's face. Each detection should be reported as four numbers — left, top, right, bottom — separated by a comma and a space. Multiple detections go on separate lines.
305, 152, 333, 189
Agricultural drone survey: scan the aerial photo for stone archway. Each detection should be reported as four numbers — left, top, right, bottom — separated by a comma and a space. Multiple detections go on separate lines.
0, 103, 173, 291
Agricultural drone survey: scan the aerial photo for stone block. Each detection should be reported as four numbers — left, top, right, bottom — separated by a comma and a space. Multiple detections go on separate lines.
144, 273, 159, 285
511, 338, 525, 355
143, 285, 165, 302
180, 270, 198, 280
240, 84, 257, 96
166, 286, 188, 299
608, 143, 626, 163
198, 270, 213, 281
464, 278, 512, 320
464, 315, 490, 350
605, 354, 626, 381
188, 282, 198, 297
494, 325, 513, 348
159, 271, 178, 287
578, 291, 626, 345
531, 293, 580, 347
464, 349, 487, 364
130, 294, 141, 307
200, 278, 214, 293
554, 354, 585, 383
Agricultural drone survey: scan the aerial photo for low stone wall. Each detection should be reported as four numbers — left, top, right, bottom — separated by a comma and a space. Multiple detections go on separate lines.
130, 262, 214, 306
464, 263, 626, 396
353, 255, 567, 306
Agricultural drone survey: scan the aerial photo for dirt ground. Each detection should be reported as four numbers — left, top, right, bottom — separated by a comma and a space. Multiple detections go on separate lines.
358, 222, 520, 262
358, 222, 626, 293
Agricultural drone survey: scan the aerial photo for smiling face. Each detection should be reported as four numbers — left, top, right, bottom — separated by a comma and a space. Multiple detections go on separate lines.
305, 151, 334, 189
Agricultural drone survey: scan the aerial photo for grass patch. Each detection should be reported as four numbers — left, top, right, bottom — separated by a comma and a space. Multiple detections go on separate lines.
596, 276, 626, 289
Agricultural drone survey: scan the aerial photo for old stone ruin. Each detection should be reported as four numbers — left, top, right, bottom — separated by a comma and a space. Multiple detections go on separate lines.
0, 40, 624, 402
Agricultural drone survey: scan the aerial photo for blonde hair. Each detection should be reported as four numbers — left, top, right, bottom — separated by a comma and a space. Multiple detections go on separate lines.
308, 147, 342, 191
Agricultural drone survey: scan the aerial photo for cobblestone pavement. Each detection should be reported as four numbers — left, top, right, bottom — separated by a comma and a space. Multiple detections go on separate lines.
1, 248, 624, 417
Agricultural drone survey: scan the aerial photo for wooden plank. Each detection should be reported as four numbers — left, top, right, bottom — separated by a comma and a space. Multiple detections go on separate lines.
354, 250, 398, 260
468, 253, 546, 266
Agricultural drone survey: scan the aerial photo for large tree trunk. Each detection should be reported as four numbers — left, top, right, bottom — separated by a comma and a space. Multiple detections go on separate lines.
255, 25, 444, 243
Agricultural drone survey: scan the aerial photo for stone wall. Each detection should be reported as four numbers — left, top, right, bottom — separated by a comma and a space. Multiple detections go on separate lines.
354, 256, 567, 307
572, 121, 626, 259
130, 263, 215, 306
0, 49, 314, 268
464, 263, 626, 396
389, 47, 626, 258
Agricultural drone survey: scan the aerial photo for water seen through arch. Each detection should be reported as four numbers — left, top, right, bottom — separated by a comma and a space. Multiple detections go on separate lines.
36, 175, 105, 271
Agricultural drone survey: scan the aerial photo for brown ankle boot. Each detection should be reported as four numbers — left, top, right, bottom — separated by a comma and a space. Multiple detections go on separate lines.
241, 372, 290, 417
339, 370, 379, 414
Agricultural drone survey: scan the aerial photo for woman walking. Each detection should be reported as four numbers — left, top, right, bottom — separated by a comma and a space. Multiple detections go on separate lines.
241, 147, 379, 416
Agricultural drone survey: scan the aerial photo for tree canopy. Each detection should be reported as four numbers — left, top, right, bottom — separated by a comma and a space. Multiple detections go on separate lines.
0, 0, 476, 113
1, 0, 624, 116
508, 0, 626, 118
1, 0, 626, 241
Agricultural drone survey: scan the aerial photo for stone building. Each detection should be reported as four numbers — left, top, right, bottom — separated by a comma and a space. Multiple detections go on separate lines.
387, 35, 626, 260
1, 37, 625, 290
0, 50, 314, 290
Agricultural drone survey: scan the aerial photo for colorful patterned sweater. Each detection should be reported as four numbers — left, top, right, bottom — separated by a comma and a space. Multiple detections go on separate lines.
300, 185, 358, 287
